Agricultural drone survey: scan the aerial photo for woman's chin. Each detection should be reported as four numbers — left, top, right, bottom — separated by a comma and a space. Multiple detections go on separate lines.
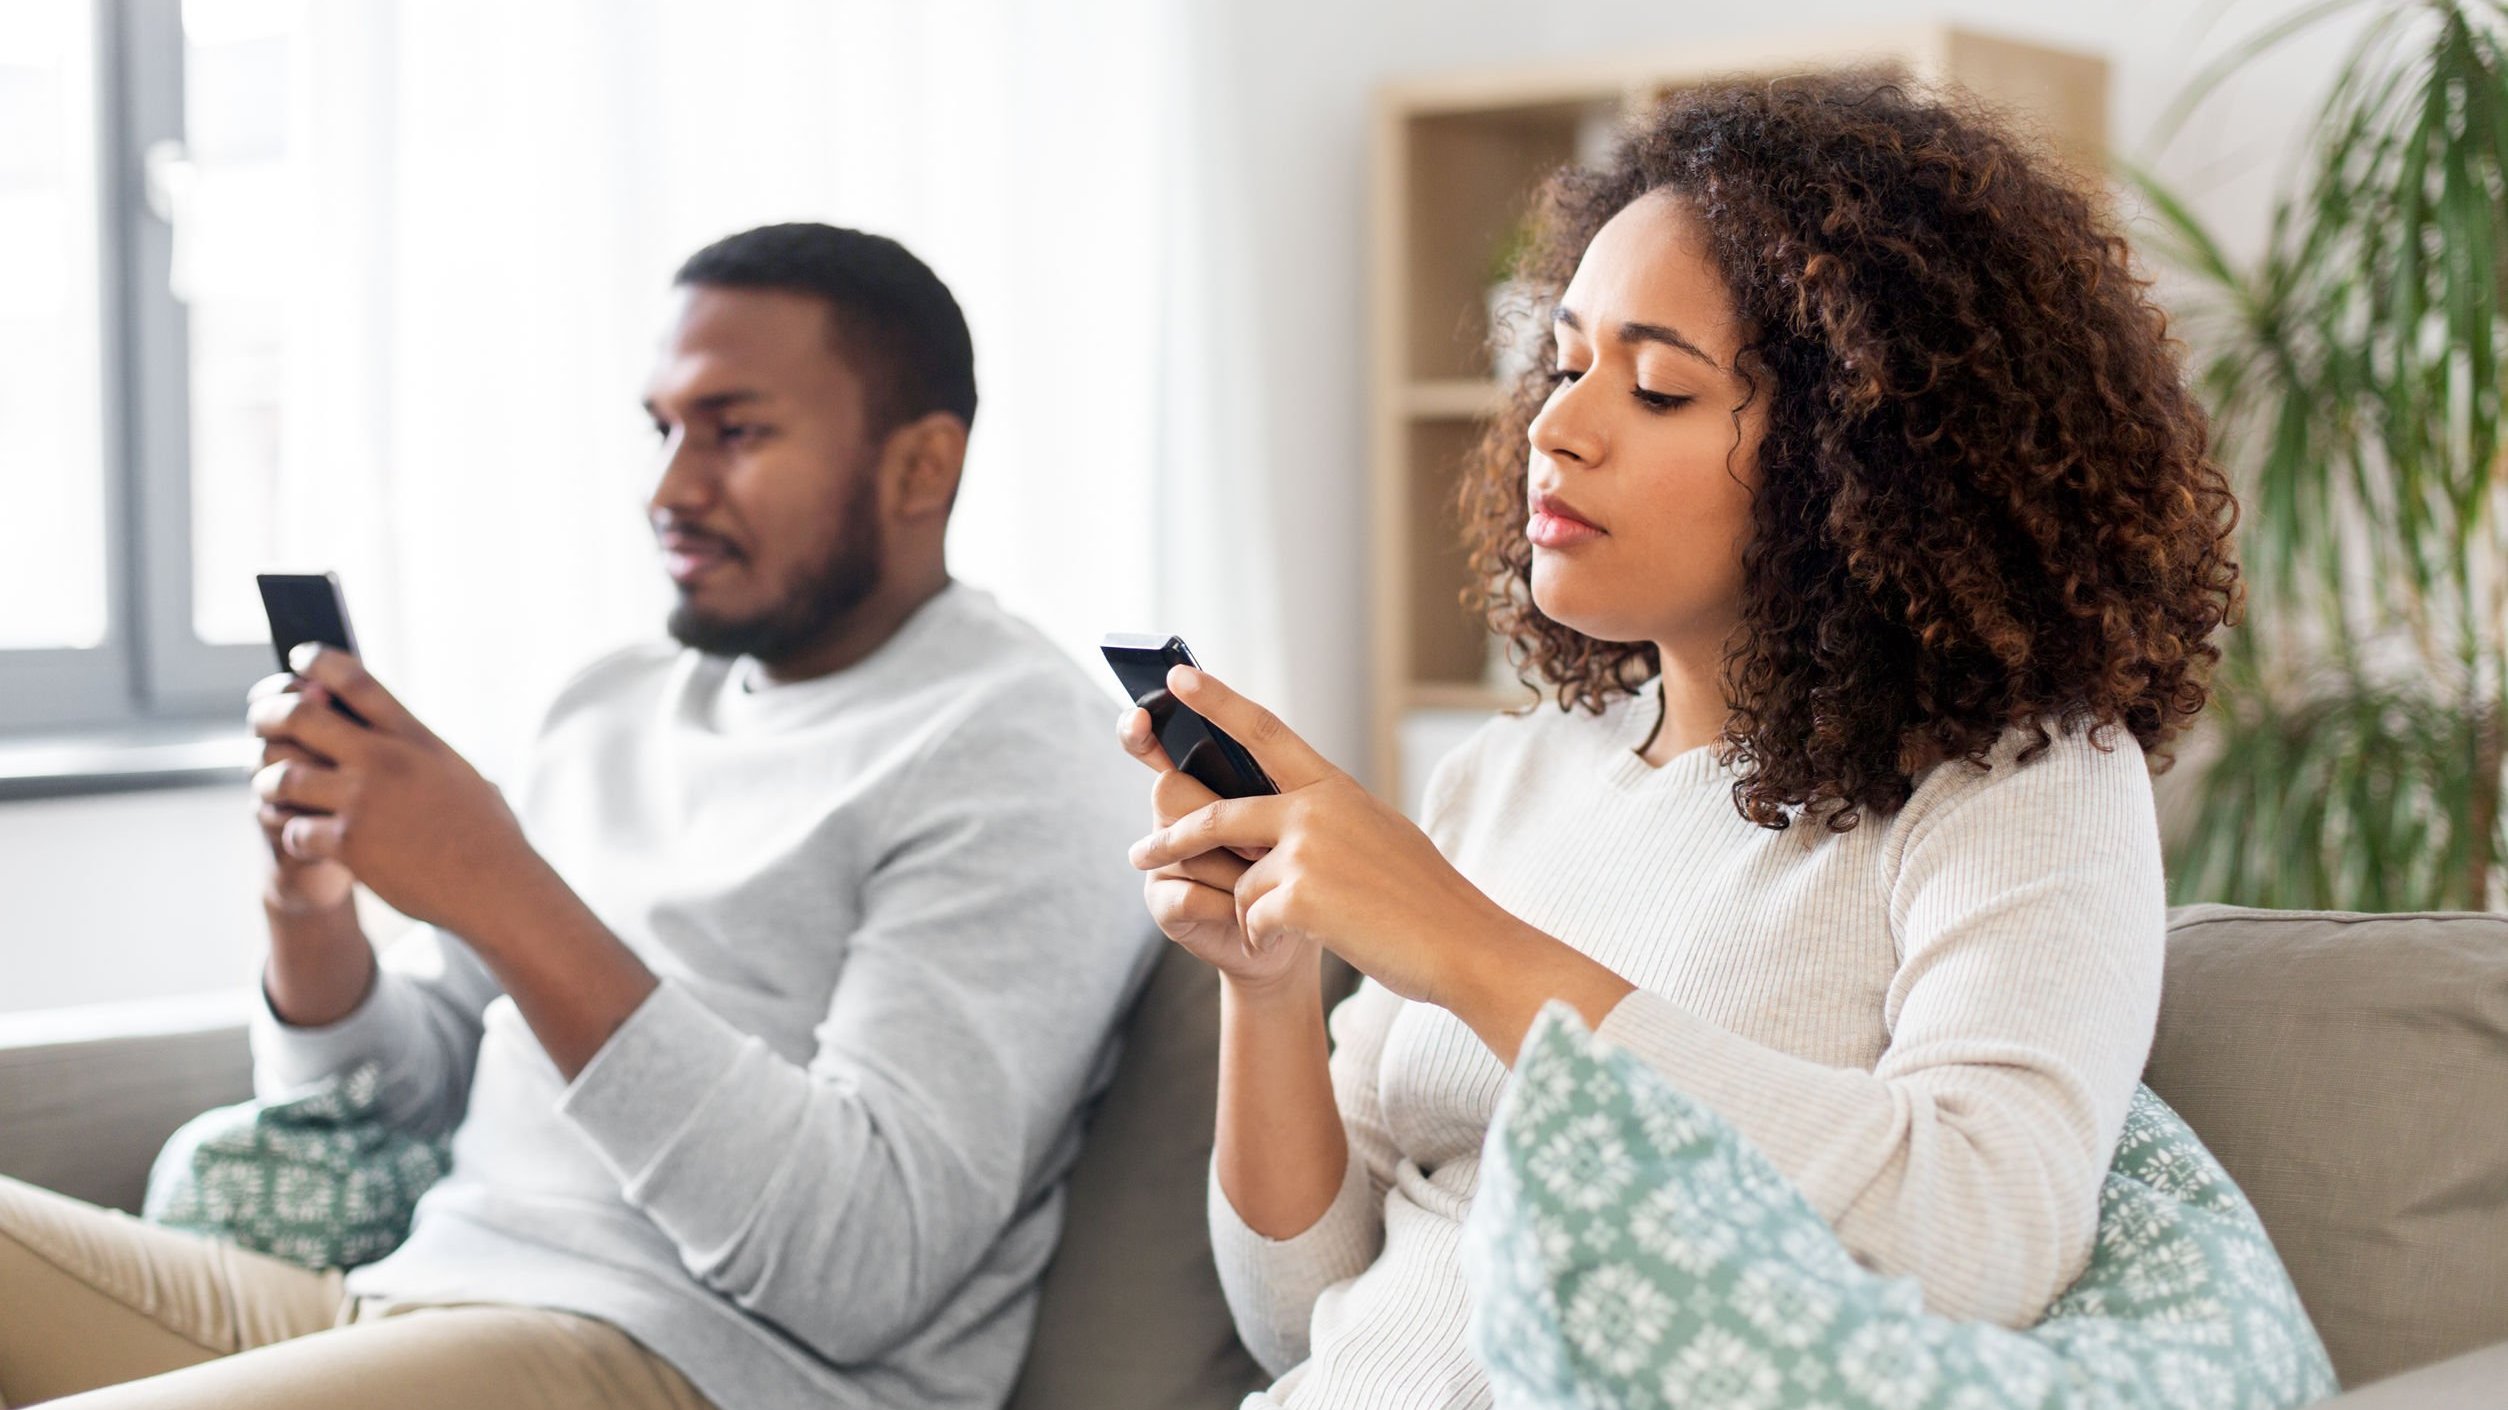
1527, 599, 1650, 647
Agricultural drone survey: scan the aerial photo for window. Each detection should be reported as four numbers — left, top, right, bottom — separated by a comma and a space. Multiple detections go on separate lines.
0, 0, 298, 734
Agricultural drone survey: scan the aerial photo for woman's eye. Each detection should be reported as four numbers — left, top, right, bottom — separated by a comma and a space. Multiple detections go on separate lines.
1633, 389, 1693, 411
1548, 366, 1585, 386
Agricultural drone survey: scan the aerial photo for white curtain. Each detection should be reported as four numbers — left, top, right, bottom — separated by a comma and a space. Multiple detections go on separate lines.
255, 0, 1282, 777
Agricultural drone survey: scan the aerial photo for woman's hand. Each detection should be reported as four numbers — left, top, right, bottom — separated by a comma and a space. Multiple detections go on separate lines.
1126, 666, 1637, 1060
1118, 705, 1314, 996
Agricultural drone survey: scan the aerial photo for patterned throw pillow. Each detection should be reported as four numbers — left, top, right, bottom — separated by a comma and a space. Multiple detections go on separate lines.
144, 1062, 449, 1271
1464, 1005, 2339, 1410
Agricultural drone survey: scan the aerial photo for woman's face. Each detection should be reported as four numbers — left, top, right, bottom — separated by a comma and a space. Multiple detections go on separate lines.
1525, 191, 1765, 655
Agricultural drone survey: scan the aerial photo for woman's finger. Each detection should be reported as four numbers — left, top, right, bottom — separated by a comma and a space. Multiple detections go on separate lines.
1160, 849, 1249, 891
1145, 874, 1240, 944
1130, 793, 1290, 871
1151, 766, 1223, 827
1117, 707, 1179, 774
1167, 665, 1336, 791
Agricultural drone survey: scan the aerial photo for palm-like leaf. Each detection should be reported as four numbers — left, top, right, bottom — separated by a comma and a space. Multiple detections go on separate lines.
2150, 0, 2508, 909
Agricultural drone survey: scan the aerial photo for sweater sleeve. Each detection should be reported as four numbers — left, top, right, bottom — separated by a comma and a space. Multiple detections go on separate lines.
554, 713, 1150, 1367
1207, 977, 1405, 1377
1593, 727, 2166, 1327
250, 922, 503, 1137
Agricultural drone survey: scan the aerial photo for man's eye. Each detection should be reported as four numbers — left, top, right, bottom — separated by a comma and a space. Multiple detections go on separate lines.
719, 423, 762, 444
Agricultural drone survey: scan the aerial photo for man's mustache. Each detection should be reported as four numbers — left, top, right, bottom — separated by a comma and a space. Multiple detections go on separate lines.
654, 521, 745, 559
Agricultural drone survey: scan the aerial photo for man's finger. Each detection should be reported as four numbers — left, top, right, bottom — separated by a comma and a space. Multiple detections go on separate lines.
1130, 793, 1289, 871
249, 687, 369, 763
254, 758, 351, 815
280, 812, 348, 862
289, 645, 418, 735
1166, 666, 1335, 791
246, 671, 302, 707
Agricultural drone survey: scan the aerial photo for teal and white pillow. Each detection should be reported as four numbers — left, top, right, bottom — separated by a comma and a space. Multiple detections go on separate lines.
144, 1061, 449, 1271
1464, 1005, 2338, 1409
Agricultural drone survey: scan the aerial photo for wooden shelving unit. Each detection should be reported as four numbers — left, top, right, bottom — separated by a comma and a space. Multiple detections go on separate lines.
1367, 25, 2109, 804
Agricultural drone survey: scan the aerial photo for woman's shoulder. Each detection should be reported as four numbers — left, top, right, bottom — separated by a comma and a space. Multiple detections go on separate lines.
1883, 716, 2157, 857
1417, 689, 1654, 834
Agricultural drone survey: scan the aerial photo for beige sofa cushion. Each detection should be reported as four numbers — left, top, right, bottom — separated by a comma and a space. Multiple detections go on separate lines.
2145, 906, 2508, 1388
1009, 942, 1263, 1410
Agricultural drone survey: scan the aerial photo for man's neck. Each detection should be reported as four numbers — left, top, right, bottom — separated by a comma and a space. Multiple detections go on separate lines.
753, 565, 953, 686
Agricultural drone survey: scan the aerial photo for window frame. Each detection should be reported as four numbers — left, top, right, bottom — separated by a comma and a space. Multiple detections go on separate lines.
0, 0, 269, 737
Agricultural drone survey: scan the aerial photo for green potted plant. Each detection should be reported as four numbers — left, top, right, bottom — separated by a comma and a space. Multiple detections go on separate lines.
2142, 0, 2508, 910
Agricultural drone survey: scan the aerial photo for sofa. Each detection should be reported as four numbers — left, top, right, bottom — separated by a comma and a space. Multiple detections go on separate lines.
3, 908, 2503, 1408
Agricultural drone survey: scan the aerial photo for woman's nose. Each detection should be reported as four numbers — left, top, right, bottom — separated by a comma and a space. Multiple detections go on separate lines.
1528, 377, 1602, 468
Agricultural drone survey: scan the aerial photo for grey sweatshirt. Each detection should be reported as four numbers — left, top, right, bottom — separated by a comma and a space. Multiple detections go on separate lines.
251, 583, 1157, 1410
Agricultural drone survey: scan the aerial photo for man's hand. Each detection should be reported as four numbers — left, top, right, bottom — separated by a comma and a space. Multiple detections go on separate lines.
247, 669, 357, 917
249, 644, 540, 940
247, 644, 657, 1076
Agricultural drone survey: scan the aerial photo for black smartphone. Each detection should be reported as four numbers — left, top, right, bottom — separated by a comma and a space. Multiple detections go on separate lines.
1101, 633, 1278, 799
257, 572, 366, 722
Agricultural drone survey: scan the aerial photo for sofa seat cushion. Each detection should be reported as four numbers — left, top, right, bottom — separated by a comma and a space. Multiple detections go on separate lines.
2147, 905, 2508, 1387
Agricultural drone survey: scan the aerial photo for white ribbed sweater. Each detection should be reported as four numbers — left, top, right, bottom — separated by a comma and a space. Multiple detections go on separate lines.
1210, 682, 2168, 1410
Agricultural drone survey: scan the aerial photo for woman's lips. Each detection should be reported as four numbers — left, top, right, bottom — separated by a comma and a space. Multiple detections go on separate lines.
1527, 504, 1605, 549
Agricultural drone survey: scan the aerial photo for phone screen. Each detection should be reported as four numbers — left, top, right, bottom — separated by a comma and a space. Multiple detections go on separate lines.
257, 572, 359, 673
257, 572, 366, 722
1101, 633, 1278, 799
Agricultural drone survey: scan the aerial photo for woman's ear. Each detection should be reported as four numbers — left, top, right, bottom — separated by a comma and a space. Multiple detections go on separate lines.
886, 412, 969, 520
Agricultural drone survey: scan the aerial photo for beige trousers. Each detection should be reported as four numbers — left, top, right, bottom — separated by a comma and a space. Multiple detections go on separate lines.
0, 1177, 711, 1410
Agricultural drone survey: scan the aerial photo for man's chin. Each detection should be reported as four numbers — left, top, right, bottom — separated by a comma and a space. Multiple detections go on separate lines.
666, 602, 782, 660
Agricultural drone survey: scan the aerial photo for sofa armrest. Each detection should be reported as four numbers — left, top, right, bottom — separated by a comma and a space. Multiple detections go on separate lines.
0, 993, 254, 1213
2316, 1341, 2508, 1409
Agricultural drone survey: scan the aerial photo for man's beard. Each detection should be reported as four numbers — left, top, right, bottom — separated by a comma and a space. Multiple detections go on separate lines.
666, 470, 883, 666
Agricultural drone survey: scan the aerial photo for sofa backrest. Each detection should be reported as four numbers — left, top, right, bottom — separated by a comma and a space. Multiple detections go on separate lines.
1008, 941, 1264, 1410
0, 1012, 254, 1213
2145, 905, 2508, 1388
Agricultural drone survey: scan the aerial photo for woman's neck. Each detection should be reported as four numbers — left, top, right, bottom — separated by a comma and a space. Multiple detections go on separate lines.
1640, 639, 1729, 766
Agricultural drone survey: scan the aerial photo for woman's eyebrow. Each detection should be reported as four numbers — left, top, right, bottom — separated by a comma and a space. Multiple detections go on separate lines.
1553, 306, 1719, 368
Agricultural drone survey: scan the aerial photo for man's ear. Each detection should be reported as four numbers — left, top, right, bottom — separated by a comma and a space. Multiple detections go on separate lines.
885, 412, 968, 521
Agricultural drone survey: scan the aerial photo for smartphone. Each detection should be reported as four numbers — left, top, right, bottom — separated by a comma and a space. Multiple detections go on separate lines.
1101, 633, 1278, 799
256, 572, 366, 722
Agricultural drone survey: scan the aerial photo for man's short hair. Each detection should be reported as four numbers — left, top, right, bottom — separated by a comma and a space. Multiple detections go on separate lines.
675, 223, 978, 436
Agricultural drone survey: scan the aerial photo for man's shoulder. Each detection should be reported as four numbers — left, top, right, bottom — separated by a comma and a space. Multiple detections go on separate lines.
882, 595, 1132, 800
535, 640, 702, 729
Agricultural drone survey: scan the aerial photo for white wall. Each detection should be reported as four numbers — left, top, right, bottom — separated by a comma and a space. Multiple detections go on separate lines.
0, 786, 265, 1015
2, 3, 2361, 1015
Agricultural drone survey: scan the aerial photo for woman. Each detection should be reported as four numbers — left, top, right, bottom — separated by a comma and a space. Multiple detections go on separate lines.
1123, 75, 2237, 1409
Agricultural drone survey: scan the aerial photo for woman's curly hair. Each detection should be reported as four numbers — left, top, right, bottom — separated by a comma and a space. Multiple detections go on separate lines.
1461, 73, 2242, 830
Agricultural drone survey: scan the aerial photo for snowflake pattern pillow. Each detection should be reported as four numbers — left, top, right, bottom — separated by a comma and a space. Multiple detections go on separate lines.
144, 1061, 449, 1271
1463, 1005, 2338, 1410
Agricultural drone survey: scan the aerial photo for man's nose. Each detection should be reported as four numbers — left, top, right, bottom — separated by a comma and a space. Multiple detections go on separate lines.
646, 429, 712, 518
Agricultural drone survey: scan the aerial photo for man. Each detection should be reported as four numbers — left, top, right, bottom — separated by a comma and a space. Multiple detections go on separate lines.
0, 224, 1152, 1409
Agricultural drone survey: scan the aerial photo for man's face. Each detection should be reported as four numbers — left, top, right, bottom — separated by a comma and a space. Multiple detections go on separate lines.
642, 284, 885, 664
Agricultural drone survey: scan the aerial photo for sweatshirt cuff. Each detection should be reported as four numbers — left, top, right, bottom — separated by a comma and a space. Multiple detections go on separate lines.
1208, 1141, 1381, 1371
251, 966, 422, 1096
560, 982, 813, 1254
